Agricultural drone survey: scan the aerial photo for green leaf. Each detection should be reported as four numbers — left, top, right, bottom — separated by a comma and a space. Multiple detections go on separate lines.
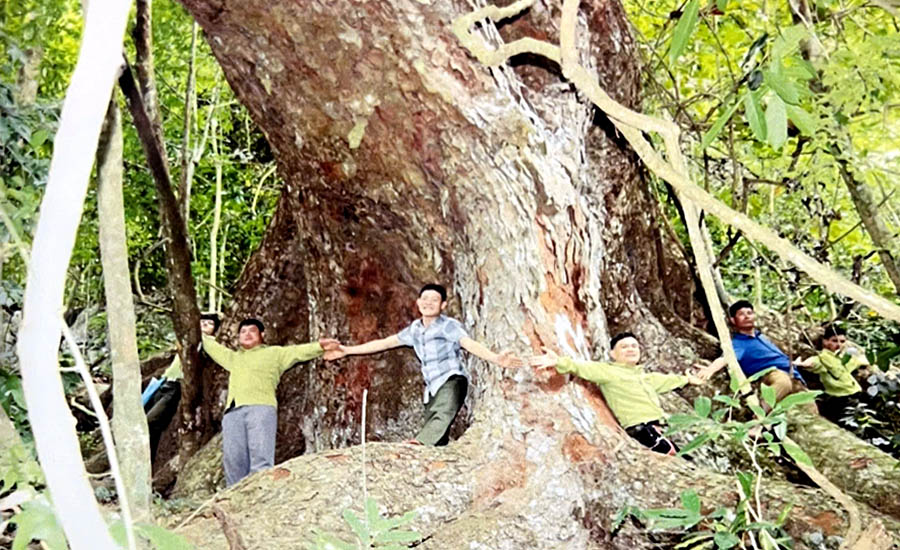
759, 528, 780, 550
11, 498, 68, 550
746, 367, 776, 384
714, 531, 741, 549
785, 104, 817, 136
365, 497, 380, 526
743, 91, 766, 141
135, 523, 194, 550
373, 530, 420, 544
771, 25, 808, 60
28, 129, 49, 149
678, 432, 712, 456
774, 421, 787, 440
764, 69, 800, 105
765, 95, 788, 149
669, 0, 701, 64
667, 413, 704, 429
680, 490, 701, 515
701, 97, 742, 150
736, 471, 754, 498
776, 501, 794, 526
773, 391, 819, 412
748, 403, 767, 419
713, 395, 740, 407
716, 0, 728, 10
761, 384, 777, 408
694, 396, 712, 418
783, 441, 813, 466
342, 509, 369, 543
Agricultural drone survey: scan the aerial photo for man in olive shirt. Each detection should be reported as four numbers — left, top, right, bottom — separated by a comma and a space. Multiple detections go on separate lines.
796, 325, 868, 424
201, 318, 341, 486
530, 332, 704, 455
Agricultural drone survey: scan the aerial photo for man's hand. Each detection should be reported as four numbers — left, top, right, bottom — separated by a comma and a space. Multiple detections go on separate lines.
496, 350, 524, 368
319, 337, 341, 351
529, 347, 559, 369
323, 349, 346, 361
686, 374, 705, 385
693, 364, 718, 381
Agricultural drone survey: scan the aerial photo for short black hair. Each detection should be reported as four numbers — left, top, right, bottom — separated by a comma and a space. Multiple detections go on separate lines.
238, 318, 265, 333
200, 312, 221, 333
610, 331, 638, 349
419, 283, 447, 302
822, 325, 846, 340
729, 300, 754, 318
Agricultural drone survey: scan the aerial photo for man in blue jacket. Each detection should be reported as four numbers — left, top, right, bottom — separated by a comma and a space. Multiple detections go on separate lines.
698, 300, 810, 407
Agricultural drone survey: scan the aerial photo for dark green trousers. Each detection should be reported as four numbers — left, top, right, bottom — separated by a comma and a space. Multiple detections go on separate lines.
416, 375, 468, 446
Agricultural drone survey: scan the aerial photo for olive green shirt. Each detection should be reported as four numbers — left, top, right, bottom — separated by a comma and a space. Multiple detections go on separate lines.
805, 350, 864, 397
556, 357, 689, 428
201, 335, 323, 408
162, 355, 183, 381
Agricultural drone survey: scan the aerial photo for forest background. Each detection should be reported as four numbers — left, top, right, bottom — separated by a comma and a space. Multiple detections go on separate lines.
2, 0, 900, 547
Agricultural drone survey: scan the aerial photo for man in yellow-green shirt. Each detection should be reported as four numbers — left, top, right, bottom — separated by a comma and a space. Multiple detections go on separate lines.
795, 325, 868, 425
530, 332, 704, 455
202, 318, 341, 486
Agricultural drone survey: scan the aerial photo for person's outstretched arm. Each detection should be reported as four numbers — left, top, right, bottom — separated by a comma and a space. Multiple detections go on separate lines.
695, 356, 727, 380
529, 348, 616, 385
201, 334, 236, 371
325, 334, 404, 361
459, 337, 523, 368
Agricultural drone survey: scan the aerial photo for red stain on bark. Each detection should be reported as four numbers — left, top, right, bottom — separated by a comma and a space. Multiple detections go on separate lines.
270, 467, 292, 481
577, 380, 621, 429
803, 510, 844, 535
472, 441, 528, 508
562, 433, 605, 463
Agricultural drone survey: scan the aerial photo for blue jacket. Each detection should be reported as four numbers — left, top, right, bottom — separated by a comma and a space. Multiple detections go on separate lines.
732, 331, 804, 381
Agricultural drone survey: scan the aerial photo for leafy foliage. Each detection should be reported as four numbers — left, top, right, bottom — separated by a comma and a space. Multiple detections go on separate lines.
306, 497, 419, 550
626, 0, 900, 349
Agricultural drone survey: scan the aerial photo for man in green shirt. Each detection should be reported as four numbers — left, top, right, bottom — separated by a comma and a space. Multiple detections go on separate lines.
145, 313, 220, 460
530, 332, 704, 455
201, 318, 341, 486
795, 325, 868, 425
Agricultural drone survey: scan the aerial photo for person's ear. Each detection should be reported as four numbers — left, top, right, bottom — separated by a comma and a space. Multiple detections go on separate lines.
440, 301, 447, 311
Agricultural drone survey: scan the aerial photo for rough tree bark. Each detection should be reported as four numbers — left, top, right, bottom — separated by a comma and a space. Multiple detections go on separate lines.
171, 0, 898, 547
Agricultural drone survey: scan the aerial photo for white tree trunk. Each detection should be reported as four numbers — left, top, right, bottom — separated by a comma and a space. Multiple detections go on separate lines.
97, 98, 152, 522
15, 0, 133, 547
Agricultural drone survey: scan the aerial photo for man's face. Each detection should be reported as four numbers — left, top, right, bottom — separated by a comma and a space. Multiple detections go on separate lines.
731, 307, 755, 332
610, 337, 641, 365
200, 319, 216, 336
416, 290, 446, 317
238, 324, 264, 350
823, 334, 846, 352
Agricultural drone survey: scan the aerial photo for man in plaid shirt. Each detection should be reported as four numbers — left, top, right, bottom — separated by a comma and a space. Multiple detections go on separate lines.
332, 283, 522, 445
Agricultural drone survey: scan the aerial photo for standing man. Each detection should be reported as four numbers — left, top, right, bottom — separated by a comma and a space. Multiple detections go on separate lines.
201, 318, 341, 486
698, 300, 809, 406
329, 284, 522, 446
145, 312, 220, 460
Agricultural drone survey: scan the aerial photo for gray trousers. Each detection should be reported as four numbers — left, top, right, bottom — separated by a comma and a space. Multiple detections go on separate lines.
222, 405, 277, 487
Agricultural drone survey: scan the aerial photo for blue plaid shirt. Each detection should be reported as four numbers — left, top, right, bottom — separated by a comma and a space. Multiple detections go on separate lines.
397, 315, 468, 403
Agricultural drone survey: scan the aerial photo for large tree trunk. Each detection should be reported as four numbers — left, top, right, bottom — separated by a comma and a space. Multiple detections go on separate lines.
171, 0, 897, 546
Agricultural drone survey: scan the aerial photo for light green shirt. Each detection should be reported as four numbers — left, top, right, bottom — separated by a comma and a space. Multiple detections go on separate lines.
555, 357, 688, 428
162, 355, 183, 381
805, 350, 864, 397
201, 335, 323, 408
